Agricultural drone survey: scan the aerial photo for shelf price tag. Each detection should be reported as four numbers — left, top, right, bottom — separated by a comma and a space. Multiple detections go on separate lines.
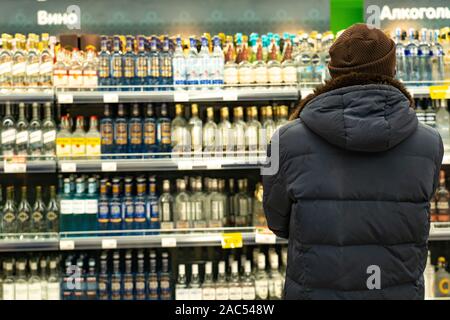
59, 240, 75, 250
222, 90, 238, 101
206, 160, 222, 170
221, 233, 243, 249
3, 157, 27, 173
101, 162, 117, 172
429, 85, 450, 100
161, 237, 177, 247
255, 228, 277, 244
174, 91, 189, 102
58, 94, 73, 104
103, 93, 119, 103
61, 162, 77, 172
101, 239, 117, 249
177, 160, 193, 170
430, 222, 450, 235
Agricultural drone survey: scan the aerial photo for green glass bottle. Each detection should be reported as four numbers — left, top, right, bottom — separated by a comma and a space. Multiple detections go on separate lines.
1, 186, 17, 236
45, 185, 59, 233
17, 186, 31, 234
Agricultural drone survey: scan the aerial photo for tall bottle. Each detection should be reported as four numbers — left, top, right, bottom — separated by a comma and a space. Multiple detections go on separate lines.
12, 34, 26, 89
253, 39, 268, 85
436, 170, 450, 222
218, 107, 233, 156
1, 186, 17, 234
134, 177, 147, 230
30, 186, 46, 233
268, 253, 283, 300
246, 107, 262, 152
238, 42, 254, 85
159, 179, 174, 229
110, 36, 123, 86
114, 104, 127, 156
174, 179, 191, 229
15, 103, 29, 157
156, 103, 172, 154
281, 38, 297, 84
186, 37, 200, 87
235, 179, 251, 227
147, 176, 160, 230
71, 116, 86, 158
215, 261, 229, 300
160, 252, 172, 300
418, 29, 432, 83
53, 48, 68, 87
143, 104, 157, 154
262, 106, 277, 151
100, 105, 114, 157
267, 39, 282, 85
228, 261, 242, 300
224, 36, 238, 87
210, 36, 224, 86
201, 262, 216, 300
68, 49, 83, 88
122, 35, 136, 88
198, 36, 211, 87
424, 251, 435, 299
191, 178, 206, 228
28, 103, 43, 159
405, 29, 420, 82
135, 35, 148, 87
207, 179, 225, 228
45, 185, 59, 233
148, 36, 160, 87
0, 34, 13, 91
430, 30, 445, 82
59, 178, 73, 233
436, 99, 450, 149
175, 264, 189, 300
15, 260, 28, 300
128, 104, 143, 155
83, 47, 98, 88
255, 253, 269, 300
97, 179, 110, 231
241, 260, 256, 300
109, 178, 123, 230
17, 186, 31, 234
47, 260, 60, 300
232, 107, 247, 156
122, 177, 135, 230
28, 260, 42, 300
189, 104, 203, 153
203, 107, 217, 155
159, 36, 173, 88
394, 28, 406, 81
98, 35, 111, 87
171, 104, 189, 154
56, 116, 72, 159
42, 102, 56, 158
173, 36, 186, 90
85, 178, 98, 231
1, 102, 17, 157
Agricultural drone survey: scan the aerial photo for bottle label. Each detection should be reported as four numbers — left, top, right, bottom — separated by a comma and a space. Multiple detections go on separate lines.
161, 57, 172, 78
160, 221, 174, 230
43, 130, 56, 144
71, 137, 86, 156
2, 128, 16, 144
215, 287, 229, 300
189, 288, 203, 300
175, 288, 190, 300
254, 66, 268, 83
17, 211, 30, 223
86, 137, 101, 156
149, 56, 160, 78
40, 61, 53, 74
124, 200, 135, 222
28, 283, 42, 300
109, 202, 122, 223
115, 123, 127, 145
98, 57, 110, 78
16, 131, 29, 144
26, 63, 40, 76
12, 62, 26, 75
72, 200, 85, 214
282, 66, 297, 83
53, 69, 68, 86
130, 122, 143, 145
46, 210, 58, 222
29, 130, 43, 144
242, 286, 256, 300
136, 56, 147, 78
2, 283, 15, 300
83, 70, 98, 87
85, 199, 98, 214
144, 122, 156, 145
68, 69, 83, 86
211, 200, 223, 220
161, 123, 171, 145
229, 287, 242, 300
202, 287, 216, 300
56, 138, 72, 157
3, 211, 16, 224
134, 201, 146, 222
238, 67, 254, 84
98, 201, 110, 223
268, 67, 282, 84
60, 200, 73, 214
224, 67, 238, 85
123, 59, 135, 78
15, 283, 29, 300
47, 282, 60, 300
437, 201, 449, 210
0, 61, 12, 75
255, 280, 269, 299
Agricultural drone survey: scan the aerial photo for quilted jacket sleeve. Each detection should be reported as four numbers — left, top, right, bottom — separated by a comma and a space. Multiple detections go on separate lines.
262, 135, 292, 239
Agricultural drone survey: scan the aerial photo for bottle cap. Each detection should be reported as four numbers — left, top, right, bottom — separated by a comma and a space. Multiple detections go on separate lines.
178, 264, 186, 275
205, 262, 212, 274
192, 264, 199, 275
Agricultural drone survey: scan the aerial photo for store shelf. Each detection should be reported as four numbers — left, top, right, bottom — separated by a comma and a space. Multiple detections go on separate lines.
429, 222, 450, 241
0, 89, 54, 102
0, 233, 59, 252
0, 159, 57, 173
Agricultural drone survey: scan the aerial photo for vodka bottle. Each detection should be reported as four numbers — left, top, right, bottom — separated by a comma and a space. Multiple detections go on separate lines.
424, 251, 435, 299
0, 34, 13, 91
15, 103, 29, 157
191, 178, 207, 228
218, 107, 233, 156
56, 116, 72, 159
100, 104, 114, 156
71, 116, 86, 158
281, 38, 297, 84
189, 104, 203, 153
210, 36, 224, 86
160, 252, 173, 300
47, 260, 60, 300
122, 35, 136, 88
255, 253, 269, 300
12, 34, 26, 89
39, 33, 53, 88
235, 179, 251, 227
148, 36, 160, 87
207, 179, 225, 228
229, 261, 242, 300
268, 254, 283, 300
267, 39, 282, 85
203, 107, 217, 155
159, 36, 173, 88
215, 261, 229, 300
135, 35, 149, 87
156, 103, 172, 154
246, 106, 262, 152
253, 38, 268, 85
98, 36, 111, 88
53, 48, 68, 87
45, 185, 59, 233
202, 262, 216, 300
175, 264, 189, 300
171, 104, 190, 154
42, 102, 56, 159
122, 255, 134, 300
174, 179, 191, 229
128, 104, 143, 155
135, 252, 146, 300
25, 34, 40, 88
82, 48, 98, 88
143, 104, 157, 154
188, 264, 203, 300
186, 37, 200, 87
68, 49, 83, 88
28, 260, 42, 300
394, 28, 406, 81
28, 103, 43, 159
1, 102, 16, 157
17, 186, 31, 234
232, 107, 247, 156
30, 185, 46, 233
173, 36, 186, 89
224, 37, 238, 87
436, 99, 450, 148
110, 259, 122, 300
238, 42, 254, 85
15, 260, 28, 300
198, 36, 211, 87
405, 29, 420, 82
148, 251, 159, 300
113, 104, 127, 155
2, 260, 15, 300
110, 36, 123, 86
262, 106, 277, 151
241, 260, 256, 300
159, 179, 174, 229
430, 30, 445, 82
418, 29, 432, 83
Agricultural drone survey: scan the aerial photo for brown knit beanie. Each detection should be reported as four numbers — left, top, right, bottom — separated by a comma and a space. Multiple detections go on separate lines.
328, 23, 396, 78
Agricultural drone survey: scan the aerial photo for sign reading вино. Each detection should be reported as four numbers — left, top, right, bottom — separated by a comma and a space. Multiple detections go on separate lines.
0, 0, 329, 35
364, 0, 450, 32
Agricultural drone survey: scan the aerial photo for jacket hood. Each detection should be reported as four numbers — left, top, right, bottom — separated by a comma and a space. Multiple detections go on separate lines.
297, 73, 418, 152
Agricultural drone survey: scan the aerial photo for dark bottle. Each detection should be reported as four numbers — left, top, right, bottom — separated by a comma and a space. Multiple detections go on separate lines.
436, 170, 450, 222
97, 257, 110, 300
148, 251, 159, 300
114, 104, 128, 157
17, 186, 31, 234
159, 252, 172, 300
110, 258, 122, 300
157, 103, 172, 155
97, 179, 110, 231
122, 252, 135, 300
134, 177, 147, 230
30, 185, 46, 233
143, 103, 157, 155
100, 104, 114, 158
1, 186, 17, 235
122, 177, 135, 230
135, 251, 146, 300
109, 178, 123, 230
128, 103, 143, 156
45, 185, 59, 233
85, 258, 98, 300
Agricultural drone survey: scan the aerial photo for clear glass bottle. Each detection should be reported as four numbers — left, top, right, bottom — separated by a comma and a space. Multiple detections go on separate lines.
53, 48, 68, 87
228, 261, 242, 300
15, 103, 29, 157
189, 264, 203, 300
189, 104, 203, 154
223, 36, 238, 87
159, 36, 173, 88
430, 30, 445, 82
135, 35, 149, 87
246, 106, 262, 152
160, 252, 172, 300
281, 38, 297, 84
122, 35, 136, 88
186, 37, 200, 87
156, 103, 172, 154
241, 260, 256, 300
47, 260, 60, 300
171, 104, 189, 154
147, 176, 160, 230
110, 36, 123, 86
56, 116, 72, 159
218, 107, 233, 157
30, 186, 46, 234
436, 170, 450, 222
28, 103, 43, 159
114, 104, 127, 156
198, 36, 211, 88
28, 260, 42, 300
255, 253, 269, 300
97, 178, 110, 230
172, 36, 186, 90
84, 116, 101, 160
82, 47, 98, 88
110, 259, 122, 301
98, 35, 111, 87
215, 261, 229, 300
109, 178, 123, 230
128, 104, 143, 155
202, 262, 216, 300
210, 35, 224, 86
232, 107, 247, 156
97, 257, 109, 300
17, 185, 31, 234
135, 252, 146, 300
235, 179, 251, 227
42, 102, 56, 159
203, 107, 217, 155
12, 34, 26, 89
276, 106, 289, 130
45, 185, 59, 233
148, 36, 160, 87
175, 264, 189, 300
207, 179, 225, 228
436, 99, 449, 148
99, 104, 114, 157
122, 255, 134, 300
71, 116, 86, 158
1, 186, 17, 235
268, 254, 283, 300
159, 179, 174, 230
1, 102, 17, 157
147, 251, 159, 300
267, 39, 282, 85
0, 34, 13, 91
405, 28, 420, 82
418, 29, 432, 83
252, 182, 266, 228
253, 38, 268, 85
2, 260, 15, 300
238, 42, 254, 86
311, 34, 325, 83
174, 179, 191, 229
26, 34, 40, 88
15, 260, 29, 300
68, 48, 83, 88
434, 257, 450, 298
142, 104, 157, 154
191, 178, 207, 228
394, 28, 406, 82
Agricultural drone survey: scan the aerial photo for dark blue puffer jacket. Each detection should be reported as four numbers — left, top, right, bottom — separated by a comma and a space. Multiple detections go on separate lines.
263, 75, 443, 300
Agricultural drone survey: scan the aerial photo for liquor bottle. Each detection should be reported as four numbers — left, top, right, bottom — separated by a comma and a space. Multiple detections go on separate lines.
156, 103, 172, 154
210, 36, 224, 86
122, 177, 135, 230
430, 30, 445, 82
173, 36, 186, 90
85, 177, 98, 231
281, 37, 297, 84
97, 257, 109, 300
268, 254, 283, 300
135, 252, 146, 300
135, 35, 148, 87
159, 36, 173, 88
85, 258, 98, 300
85, 116, 101, 159
110, 259, 122, 300
253, 38, 268, 85
28, 103, 43, 159
98, 36, 111, 88
436, 170, 450, 222
235, 179, 250, 227
71, 178, 85, 232
110, 36, 123, 86
276, 106, 289, 130
241, 260, 256, 300
218, 107, 233, 156
45, 185, 59, 233
202, 262, 216, 300
267, 39, 282, 85
238, 42, 253, 85
46, 259, 60, 300
215, 261, 229, 300
1, 102, 17, 157
198, 36, 211, 87
15, 103, 29, 157
147, 176, 160, 230
208, 179, 226, 228
246, 107, 262, 152
99, 105, 114, 157
109, 178, 123, 230
39, 258, 48, 301
424, 251, 435, 299
133, 177, 147, 230
186, 37, 200, 87
148, 251, 159, 300
2, 260, 15, 300
188, 104, 203, 153
229, 261, 242, 300
232, 107, 247, 156
252, 182, 266, 228
17, 186, 31, 234
122, 254, 134, 300
174, 179, 191, 229
114, 104, 127, 156
128, 104, 143, 155
123, 35, 136, 88
28, 260, 42, 300
188, 264, 202, 300
228, 179, 236, 227
171, 104, 189, 154
71, 116, 86, 158
53, 48, 68, 87
38, 34, 52, 87
262, 106, 276, 150
224, 36, 238, 87
25, 35, 40, 88
59, 178, 73, 232
143, 104, 157, 154
405, 29, 420, 82
97, 178, 110, 231
83, 47, 98, 88
0, 34, 13, 91
148, 36, 160, 87
434, 257, 450, 298
1, 186, 17, 234
191, 178, 206, 228
203, 107, 217, 155
159, 179, 174, 230
175, 264, 189, 300
42, 102, 56, 158
255, 253, 269, 300
68, 49, 83, 88
394, 28, 406, 82
12, 34, 26, 89
15, 260, 28, 300
418, 29, 432, 83
30, 186, 46, 233
311, 34, 324, 83
56, 116, 72, 159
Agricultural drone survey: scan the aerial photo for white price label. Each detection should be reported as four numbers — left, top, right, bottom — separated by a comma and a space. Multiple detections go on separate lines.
4, 161, 26, 173
102, 239, 117, 249
161, 237, 177, 247
101, 162, 117, 172
103, 93, 119, 103
58, 94, 73, 104
61, 162, 77, 172
206, 160, 222, 170
177, 161, 193, 170
255, 229, 277, 244
174, 91, 189, 102
222, 90, 238, 101
59, 240, 75, 250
